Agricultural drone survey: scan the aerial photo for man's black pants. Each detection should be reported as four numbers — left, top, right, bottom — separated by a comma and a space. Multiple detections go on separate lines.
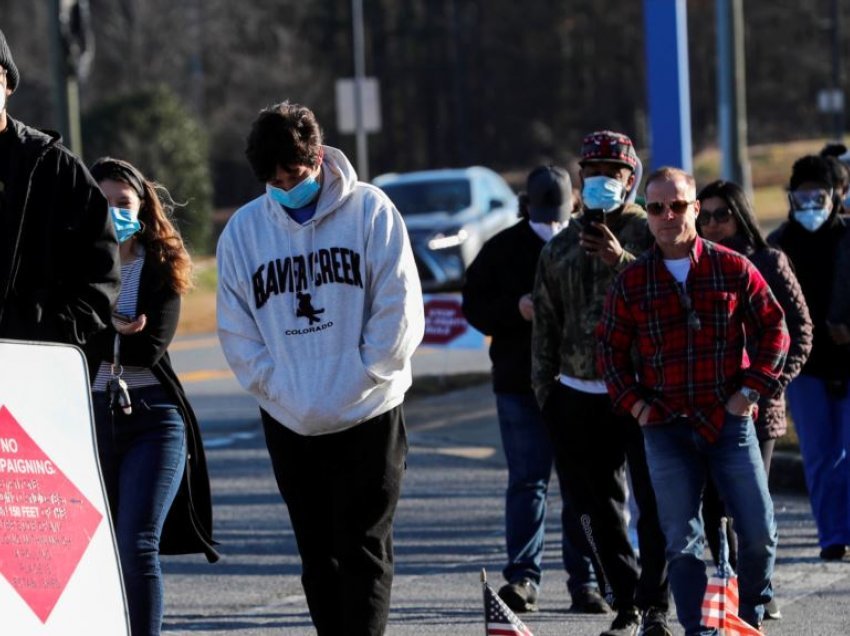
543, 383, 669, 611
261, 405, 407, 636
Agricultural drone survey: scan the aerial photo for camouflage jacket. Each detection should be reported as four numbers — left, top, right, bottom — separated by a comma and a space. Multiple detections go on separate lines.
531, 203, 652, 407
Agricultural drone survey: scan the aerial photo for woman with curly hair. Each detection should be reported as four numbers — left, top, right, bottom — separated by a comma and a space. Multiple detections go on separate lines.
89, 157, 218, 635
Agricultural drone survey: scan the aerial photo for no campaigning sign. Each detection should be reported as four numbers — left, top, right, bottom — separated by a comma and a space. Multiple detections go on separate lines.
0, 405, 102, 623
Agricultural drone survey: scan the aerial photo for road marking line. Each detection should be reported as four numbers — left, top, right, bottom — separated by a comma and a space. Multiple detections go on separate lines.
179, 369, 234, 383
171, 336, 220, 351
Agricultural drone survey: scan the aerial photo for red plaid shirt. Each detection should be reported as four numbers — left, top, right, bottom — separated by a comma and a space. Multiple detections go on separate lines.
596, 238, 789, 442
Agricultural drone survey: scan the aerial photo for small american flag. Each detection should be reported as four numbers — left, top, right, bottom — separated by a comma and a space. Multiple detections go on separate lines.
701, 519, 762, 635
482, 569, 533, 636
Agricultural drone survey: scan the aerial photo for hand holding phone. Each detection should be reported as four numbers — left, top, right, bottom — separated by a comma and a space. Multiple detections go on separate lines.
112, 312, 147, 334
581, 209, 605, 237
113, 312, 134, 325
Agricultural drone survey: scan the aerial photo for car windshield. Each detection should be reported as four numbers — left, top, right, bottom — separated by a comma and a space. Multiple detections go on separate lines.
380, 179, 472, 215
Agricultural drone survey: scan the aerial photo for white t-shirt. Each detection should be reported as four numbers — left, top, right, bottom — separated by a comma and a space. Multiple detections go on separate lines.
664, 257, 691, 284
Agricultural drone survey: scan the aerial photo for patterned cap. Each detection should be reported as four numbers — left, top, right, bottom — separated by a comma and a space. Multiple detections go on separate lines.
579, 130, 638, 170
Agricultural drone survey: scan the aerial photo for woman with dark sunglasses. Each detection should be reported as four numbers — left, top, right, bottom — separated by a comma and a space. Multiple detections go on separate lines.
696, 179, 812, 620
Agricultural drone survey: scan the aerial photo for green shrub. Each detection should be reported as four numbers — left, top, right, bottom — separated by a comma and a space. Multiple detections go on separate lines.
83, 85, 214, 253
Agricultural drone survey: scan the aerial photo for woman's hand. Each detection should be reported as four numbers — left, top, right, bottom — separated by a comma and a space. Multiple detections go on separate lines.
518, 294, 535, 321
827, 321, 850, 345
113, 313, 147, 335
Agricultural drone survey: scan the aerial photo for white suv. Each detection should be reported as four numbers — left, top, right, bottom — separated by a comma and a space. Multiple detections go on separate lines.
374, 167, 518, 291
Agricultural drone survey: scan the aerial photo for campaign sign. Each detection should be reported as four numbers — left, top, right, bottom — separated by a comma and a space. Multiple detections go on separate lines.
421, 293, 486, 349
0, 340, 129, 635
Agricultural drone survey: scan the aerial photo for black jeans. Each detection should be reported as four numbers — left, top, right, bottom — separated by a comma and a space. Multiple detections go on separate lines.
261, 405, 407, 636
543, 383, 669, 611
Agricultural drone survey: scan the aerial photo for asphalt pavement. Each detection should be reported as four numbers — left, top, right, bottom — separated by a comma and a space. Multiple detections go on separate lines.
160, 338, 850, 635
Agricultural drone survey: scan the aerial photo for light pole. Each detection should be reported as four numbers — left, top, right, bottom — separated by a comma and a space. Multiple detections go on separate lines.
351, 0, 369, 180
831, 0, 844, 142
716, 0, 752, 194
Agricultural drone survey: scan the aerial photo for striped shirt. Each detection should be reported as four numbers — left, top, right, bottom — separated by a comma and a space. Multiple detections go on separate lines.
596, 238, 789, 442
92, 253, 160, 392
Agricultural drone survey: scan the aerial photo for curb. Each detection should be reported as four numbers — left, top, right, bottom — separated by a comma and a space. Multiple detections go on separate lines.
407, 372, 491, 399
407, 376, 809, 496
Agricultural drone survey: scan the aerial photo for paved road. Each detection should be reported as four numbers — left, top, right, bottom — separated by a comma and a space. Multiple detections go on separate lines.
161, 336, 850, 635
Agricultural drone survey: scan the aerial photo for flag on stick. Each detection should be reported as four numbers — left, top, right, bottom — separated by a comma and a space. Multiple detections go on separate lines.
482, 569, 534, 636
701, 518, 762, 635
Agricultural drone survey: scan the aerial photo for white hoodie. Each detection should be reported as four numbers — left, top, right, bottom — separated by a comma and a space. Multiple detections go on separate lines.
216, 146, 424, 435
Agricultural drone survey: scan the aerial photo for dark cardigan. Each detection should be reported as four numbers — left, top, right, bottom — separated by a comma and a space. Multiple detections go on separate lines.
92, 255, 219, 562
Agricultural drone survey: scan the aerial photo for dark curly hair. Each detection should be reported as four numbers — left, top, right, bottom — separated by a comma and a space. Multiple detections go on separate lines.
245, 101, 324, 182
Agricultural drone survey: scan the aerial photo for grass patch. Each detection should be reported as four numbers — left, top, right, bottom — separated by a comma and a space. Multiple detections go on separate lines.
177, 257, 218, 336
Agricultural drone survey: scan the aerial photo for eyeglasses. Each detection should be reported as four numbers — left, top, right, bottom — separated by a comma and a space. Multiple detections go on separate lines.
645, 200, 694, 216
674, 283, 702, 331
697, 206, 733, 226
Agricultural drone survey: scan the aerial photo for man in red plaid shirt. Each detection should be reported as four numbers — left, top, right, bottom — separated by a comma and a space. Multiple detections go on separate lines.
597, 167, 789, 635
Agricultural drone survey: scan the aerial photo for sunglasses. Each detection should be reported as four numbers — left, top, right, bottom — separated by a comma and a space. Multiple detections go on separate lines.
697, 206, 733, 226
788, 189, 832, 210
674, 283, 702, 331
646, 200, 694, 216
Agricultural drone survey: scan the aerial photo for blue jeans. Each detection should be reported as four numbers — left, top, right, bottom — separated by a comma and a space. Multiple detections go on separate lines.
94, 385, 187, 636
496, 393, 596, 596
787, 374, 850, 549
643, 413, 776, 635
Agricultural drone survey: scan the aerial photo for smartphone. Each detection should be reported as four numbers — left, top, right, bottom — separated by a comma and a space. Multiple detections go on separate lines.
582, 208, 605, 236
113, 312, 134, 324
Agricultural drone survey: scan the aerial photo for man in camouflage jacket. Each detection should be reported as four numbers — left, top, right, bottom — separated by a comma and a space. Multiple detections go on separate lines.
532, 131, 671, 636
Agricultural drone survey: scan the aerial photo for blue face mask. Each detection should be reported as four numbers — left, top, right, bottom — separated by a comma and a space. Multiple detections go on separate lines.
267, 172, 321, 209
110, 207, 141, 243
794, 208, 830, 232
582, 175, 627, 213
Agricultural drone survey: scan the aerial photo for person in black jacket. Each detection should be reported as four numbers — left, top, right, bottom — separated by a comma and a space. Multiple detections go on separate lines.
462, 166, 606, 615
0, 29, 119, 373
768, 155, 850, 562
88, 157, 219, 636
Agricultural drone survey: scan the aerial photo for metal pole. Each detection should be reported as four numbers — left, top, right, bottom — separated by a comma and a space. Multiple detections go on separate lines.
832, 0, 844, 142
716, 0, 752, 193
643, 0, 693, 171
351, 0, 369, 181
731, 0, 752, 194
48, 0, 71, 148
47, 0, 83, 156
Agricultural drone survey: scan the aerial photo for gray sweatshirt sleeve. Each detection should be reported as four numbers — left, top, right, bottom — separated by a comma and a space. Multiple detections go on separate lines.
360, 204, 425, 381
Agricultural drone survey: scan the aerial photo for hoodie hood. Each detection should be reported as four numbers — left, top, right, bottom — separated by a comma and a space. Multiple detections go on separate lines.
264, 145, 359, 229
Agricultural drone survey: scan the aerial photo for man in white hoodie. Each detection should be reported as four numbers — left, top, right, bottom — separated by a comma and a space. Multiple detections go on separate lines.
216, 101, 424, 635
